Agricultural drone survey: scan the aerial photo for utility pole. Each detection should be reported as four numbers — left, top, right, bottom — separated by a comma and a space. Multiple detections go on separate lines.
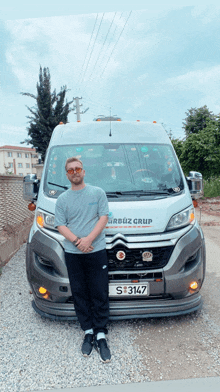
73, 97, 89, 122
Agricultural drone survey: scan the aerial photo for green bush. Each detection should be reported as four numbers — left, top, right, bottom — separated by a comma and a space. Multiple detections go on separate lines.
203, 176, 220, 197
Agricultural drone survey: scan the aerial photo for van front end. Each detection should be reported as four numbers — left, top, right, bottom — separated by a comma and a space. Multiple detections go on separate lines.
24, 121, 206, 320
26, 216, 205, 320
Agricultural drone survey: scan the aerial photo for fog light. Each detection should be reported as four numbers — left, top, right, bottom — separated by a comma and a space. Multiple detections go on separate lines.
38, 287, 50, 300
39, 287, 47, 294
189, 281, 198, 290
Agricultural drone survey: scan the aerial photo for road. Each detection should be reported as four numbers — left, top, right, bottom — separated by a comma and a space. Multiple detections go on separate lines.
0, 208, 220, 391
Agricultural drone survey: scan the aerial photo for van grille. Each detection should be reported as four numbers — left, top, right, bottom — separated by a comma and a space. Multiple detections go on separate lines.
107, 245, 174, 271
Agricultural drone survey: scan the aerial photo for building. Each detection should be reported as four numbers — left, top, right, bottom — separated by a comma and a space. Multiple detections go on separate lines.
0, 145, 40, 176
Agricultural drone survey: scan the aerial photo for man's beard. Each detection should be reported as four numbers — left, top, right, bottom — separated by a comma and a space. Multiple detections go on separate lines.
70, 175, 84, 185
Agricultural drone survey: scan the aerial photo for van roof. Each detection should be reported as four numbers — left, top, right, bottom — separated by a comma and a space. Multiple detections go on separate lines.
49, 121, 171, 147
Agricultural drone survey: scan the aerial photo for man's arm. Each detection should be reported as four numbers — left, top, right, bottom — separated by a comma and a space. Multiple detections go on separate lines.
57, 225, 79, 243
76, 215, 108, 252
57, 226, 94, 252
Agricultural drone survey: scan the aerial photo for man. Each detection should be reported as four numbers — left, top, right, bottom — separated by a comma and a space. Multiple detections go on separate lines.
54, 157, 111, 363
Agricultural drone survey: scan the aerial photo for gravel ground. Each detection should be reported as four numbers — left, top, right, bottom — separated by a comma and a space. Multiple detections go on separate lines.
0, 244, 149, 392
1, 218, 220, 391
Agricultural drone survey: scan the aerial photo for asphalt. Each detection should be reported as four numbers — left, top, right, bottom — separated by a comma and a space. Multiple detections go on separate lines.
34, 377, 220, 392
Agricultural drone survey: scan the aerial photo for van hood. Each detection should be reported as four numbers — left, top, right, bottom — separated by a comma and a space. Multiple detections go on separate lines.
106, 192, 193, 234
38, 191, 193, 235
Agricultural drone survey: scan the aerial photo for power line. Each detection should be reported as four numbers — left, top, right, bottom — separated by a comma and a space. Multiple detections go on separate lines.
86, 12, 117, 81
103, 13, 123, 56
77, 14, 99, 86
82, 13, 123, 90
84, 98, 110, 112
80, 13, 105, 84
77, 12, 132, 118
99, 11, 132, 78
82, 11, 132, 100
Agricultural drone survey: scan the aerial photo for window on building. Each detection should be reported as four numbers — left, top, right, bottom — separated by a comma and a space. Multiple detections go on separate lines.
9, 163, 13, 168
8, 152, 12, 157
25, 153, 29, 158
32, 163, 35, 168
18, 163, 23, 168
17, 153, 22, 157
26, 163, 30, 168
19, 173, 23, 176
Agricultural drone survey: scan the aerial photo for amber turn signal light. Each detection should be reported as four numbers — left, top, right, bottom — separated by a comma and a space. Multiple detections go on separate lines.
189, 212, 195, 223
38, 287, 50, 299
189, 281, 198, 290
39, 287, 47, 294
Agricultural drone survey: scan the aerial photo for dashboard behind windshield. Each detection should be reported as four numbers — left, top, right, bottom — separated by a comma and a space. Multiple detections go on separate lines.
44, 143, 184, 197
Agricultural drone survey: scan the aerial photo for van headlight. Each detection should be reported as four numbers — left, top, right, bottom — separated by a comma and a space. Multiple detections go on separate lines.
36, 210, 55, 229
166, 207, 195, 231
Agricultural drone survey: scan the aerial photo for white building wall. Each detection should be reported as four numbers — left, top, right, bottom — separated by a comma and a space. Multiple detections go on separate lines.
0, 146, 39, 176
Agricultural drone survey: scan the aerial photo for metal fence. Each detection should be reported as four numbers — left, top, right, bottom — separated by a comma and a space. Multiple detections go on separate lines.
0, 175, 34, 232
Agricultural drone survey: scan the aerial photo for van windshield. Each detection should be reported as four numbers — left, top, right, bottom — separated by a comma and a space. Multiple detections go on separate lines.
44, 143, 184, 197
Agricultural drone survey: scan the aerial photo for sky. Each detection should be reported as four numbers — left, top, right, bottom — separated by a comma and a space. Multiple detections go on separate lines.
1, 1, 220, 146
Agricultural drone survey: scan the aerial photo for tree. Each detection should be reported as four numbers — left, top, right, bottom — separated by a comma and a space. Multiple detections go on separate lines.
171, 138, 184, 160
183, 105, 214, 138
21, 66, 74, 161
180, 118, 220, 178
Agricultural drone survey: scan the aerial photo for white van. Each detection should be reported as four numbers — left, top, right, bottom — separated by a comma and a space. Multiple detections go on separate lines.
24, 120, 205, 320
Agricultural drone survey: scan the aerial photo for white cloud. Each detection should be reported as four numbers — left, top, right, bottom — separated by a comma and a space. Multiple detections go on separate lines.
0, 124, 29, 147
161, 66, 220, 90
142, 65, 220, 131
191, 5, 220, 24
155, 66, 220, 113
4, 11, 163, 96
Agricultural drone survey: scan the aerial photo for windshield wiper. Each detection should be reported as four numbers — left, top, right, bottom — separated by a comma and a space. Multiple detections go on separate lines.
48, 182, 69, 190
106, 192, 122, 198
117, 190, 171, 195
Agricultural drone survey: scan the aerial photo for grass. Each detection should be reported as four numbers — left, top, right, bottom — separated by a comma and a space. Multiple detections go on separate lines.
203, 176, 220, 198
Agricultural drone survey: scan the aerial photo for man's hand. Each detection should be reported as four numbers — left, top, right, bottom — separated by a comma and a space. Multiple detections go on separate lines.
76, 237, 94, 253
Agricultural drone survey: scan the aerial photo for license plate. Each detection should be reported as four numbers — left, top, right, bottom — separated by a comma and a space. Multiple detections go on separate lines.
109, 282, 149, 296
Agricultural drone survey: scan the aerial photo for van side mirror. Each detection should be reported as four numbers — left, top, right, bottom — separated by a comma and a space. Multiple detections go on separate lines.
186, 171, 203, 199
23, 174, 40, 201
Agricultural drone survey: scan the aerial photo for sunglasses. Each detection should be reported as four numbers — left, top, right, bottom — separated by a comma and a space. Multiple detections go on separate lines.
66, 167, 83, 174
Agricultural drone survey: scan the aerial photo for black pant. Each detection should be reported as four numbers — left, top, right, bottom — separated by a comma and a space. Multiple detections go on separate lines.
65, 249, 109, 335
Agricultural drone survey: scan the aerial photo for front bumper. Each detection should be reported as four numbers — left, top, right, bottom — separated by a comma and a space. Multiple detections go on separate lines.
31, 294, 202, 321
26, 223, 205, 321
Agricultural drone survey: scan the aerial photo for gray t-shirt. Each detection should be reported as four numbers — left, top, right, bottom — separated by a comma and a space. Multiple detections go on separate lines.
54, 184, 109, 254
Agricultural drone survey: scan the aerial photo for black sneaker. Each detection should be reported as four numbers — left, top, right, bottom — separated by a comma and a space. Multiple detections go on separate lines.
81, 334, 94, 357
94, 338, 111, 363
